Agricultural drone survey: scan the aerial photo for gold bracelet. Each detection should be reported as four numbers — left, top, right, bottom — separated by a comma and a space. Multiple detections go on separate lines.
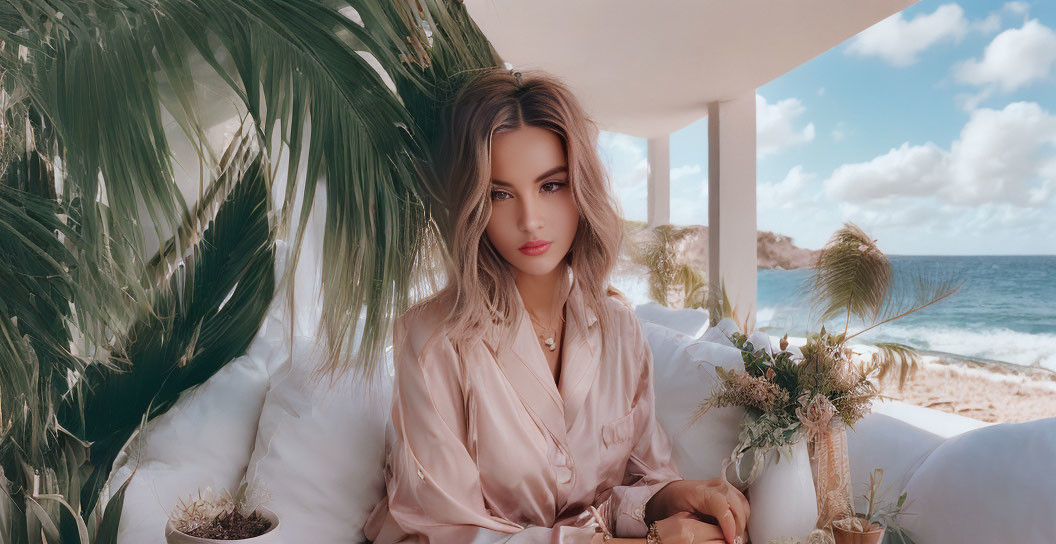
646, 521, 661, 544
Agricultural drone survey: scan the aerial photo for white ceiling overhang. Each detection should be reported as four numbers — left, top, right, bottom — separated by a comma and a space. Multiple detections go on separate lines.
465, 0, 919, 138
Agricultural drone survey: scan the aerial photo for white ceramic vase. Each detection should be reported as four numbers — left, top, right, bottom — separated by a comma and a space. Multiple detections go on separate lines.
746, 440, 818, 544
165, 507, 281, 544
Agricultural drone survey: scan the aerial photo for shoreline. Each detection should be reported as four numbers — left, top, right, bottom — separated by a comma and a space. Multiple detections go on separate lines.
779, 336, 1056, 424
872, 354, 1056, 424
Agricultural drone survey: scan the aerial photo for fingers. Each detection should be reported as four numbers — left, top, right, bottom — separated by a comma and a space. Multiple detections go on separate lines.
717, 508, 737, 544
686, 519, 725, 541
705, 491, 738, 544
718, 482, 750, 542
728, 488, 749, 541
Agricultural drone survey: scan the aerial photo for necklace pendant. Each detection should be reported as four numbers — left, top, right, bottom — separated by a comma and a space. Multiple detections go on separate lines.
544, 336, 556, 351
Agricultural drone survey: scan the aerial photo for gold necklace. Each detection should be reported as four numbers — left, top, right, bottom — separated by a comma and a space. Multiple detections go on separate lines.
526, 285, 565, 352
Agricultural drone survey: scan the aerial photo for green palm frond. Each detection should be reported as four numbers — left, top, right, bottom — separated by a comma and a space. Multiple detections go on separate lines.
872, 342, 922, 393
805, 222, 891, 334
802, 223, 963, 393
2, 6, 199, 352
0, 138, 108, 543
845, 266, 964, 343
156, 0, 502, 385
694, 276, 743, 329
59, 149, 275, 520
627, 224, 696, 307
3, 0, 505, 385
3, 2, 507, 541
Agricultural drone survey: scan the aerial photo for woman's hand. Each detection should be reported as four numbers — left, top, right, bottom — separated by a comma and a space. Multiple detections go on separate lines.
647, 479, 749, 544
653, 511, 728, 544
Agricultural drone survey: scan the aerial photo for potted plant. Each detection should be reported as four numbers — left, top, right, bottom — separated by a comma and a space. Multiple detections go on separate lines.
832, 469, 916, 544
694, 222, 962, 543
695, 328, 881, 544
166, 476, 280, 543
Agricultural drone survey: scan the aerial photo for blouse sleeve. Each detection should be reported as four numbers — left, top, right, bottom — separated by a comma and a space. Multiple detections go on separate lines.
371, 312, 601, 544
594, 317, 684, 538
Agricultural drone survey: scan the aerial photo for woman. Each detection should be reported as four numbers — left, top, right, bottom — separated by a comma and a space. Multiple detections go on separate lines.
363, 68, 749, 544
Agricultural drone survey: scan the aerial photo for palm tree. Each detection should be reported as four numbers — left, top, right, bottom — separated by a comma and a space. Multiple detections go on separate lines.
1, 1, 502, 541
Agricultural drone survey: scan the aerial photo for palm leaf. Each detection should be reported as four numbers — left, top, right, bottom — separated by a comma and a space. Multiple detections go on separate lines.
0, 139, 109, 543
846, 264, 964, 342
805, 221, 891, 334
629, 224, 694, 307
90, 463, 136, 544
59, 149, 275, 519
147, 0, 504, 385
3, 2, 509, 540
872, 342, 922, 393
5, 0, 506, 386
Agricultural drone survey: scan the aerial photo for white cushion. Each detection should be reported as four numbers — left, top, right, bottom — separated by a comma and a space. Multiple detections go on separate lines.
845, 401, 989, 515
698, 317, 741, 346
897, 417, 1056, 543
641, 319, 747, 482
243, 334, 393, 542
634, 302, 711, 338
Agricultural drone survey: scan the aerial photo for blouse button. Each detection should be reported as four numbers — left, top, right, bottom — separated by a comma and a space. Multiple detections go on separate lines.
417, 467, 425, 480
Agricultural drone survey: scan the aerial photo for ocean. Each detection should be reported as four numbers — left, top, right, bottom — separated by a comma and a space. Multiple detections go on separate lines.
756, 255, 1056, 372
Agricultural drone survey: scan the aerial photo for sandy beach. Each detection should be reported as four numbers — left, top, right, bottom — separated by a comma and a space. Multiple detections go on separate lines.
873, 355, 1056, 424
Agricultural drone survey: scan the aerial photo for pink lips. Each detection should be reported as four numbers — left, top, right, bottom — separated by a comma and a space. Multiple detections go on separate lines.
519, 240, 551, 256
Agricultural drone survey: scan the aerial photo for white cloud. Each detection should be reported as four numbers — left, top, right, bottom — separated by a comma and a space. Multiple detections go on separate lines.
671, 164, 702, 180
948, 102, 1056, 205
845, 3, 971, 67
972, 12, 1002, 35
599, 132, 644, 161
954, 19, 1056, 93
670, 174, 709, 226
831, 121, 848, 143
824, 102, 1056, 210
759, 166, 816, 211
1003, 1, 1030, 17
598, 132, 647, 190
825, 142, 948, 202
756, 94, 815, 158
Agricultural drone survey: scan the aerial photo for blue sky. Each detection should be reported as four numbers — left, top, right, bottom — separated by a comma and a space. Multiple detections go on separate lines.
598, 0, 1056, 255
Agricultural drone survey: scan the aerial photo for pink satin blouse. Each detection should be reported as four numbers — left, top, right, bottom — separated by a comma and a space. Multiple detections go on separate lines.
363, 269, 683, 543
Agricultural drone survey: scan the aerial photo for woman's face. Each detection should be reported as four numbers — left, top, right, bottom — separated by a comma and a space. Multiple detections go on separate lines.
485, 125, 579, 279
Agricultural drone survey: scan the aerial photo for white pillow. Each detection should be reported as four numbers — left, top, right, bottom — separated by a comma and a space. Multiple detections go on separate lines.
898, 417, 1056, 543
113, 343, 280, 544
641, 320, 746, 483
698, 317, 741, 346
844, 403, 983, 516
243, 335, 393, 543
634, 302, 711, 338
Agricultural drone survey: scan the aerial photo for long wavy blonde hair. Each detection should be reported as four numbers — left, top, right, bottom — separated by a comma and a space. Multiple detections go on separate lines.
417, 67, 625, 354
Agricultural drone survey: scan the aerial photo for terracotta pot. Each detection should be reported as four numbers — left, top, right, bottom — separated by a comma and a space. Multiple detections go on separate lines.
165, 507, 281, 544
831, 521, 885, 544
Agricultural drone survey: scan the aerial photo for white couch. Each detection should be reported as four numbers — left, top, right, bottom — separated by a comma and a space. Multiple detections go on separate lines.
107, 284, 1056, 544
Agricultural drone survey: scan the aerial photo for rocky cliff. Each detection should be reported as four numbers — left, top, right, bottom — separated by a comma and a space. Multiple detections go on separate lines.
621, 222, 820, 271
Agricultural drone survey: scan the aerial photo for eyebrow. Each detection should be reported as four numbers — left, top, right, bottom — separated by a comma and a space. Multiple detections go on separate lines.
491, 165, 568, 187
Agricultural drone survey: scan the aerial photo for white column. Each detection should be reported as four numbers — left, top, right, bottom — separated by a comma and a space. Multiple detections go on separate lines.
707, 92, 757, 331
646, 134, 670, 228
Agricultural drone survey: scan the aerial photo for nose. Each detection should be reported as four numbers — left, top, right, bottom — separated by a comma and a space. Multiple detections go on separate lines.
517, 192, 544, 233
